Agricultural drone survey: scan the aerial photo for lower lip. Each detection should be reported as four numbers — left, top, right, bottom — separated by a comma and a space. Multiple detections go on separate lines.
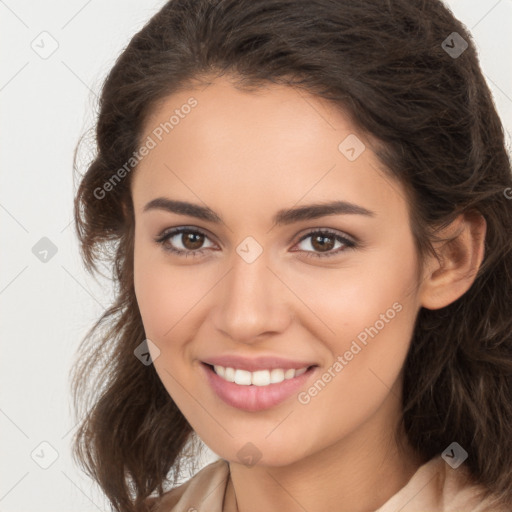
201, 363, 317, 412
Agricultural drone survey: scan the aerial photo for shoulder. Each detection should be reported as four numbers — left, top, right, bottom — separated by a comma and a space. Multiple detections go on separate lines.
145, 458, 230, 512
376, 455, 510, 512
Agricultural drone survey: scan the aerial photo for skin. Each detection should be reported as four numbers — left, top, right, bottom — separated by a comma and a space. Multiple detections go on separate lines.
130, 75, 486, 512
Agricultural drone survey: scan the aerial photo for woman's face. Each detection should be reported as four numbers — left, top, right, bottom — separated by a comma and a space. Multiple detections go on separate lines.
131, 75, 425, 466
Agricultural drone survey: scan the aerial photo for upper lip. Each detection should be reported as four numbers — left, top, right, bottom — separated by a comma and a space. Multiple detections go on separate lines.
202, 355, 317, 372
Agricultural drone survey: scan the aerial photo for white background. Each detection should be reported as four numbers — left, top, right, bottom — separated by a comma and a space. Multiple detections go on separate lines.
1, 1, 511, 510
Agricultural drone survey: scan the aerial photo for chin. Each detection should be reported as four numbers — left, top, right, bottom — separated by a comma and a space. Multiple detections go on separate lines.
218, 441, 311, 469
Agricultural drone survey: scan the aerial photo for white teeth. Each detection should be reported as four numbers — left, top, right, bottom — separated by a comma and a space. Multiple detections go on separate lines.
214, 365, 225, 378
224, 367, 235, 382
270, 368, 285, 383
284, 369, 295, 379
211, 365, 310, 386
252, 370, 271, 386
234, 369, 252, 385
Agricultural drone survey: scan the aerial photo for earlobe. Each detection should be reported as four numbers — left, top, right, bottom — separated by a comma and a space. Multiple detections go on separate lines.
419, 211, 487, 310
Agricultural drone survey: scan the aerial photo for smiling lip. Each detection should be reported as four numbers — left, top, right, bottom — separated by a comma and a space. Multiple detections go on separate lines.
202, 355, 317, 372
201, 362, 317, 412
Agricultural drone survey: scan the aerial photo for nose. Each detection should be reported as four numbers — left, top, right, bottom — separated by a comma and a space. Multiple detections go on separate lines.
212, 244, 293, 344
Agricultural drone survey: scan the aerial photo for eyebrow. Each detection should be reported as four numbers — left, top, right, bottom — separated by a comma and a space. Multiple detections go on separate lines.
143, 198, 375, 225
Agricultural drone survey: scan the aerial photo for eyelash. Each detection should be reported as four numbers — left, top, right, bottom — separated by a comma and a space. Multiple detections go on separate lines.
154, 227, 357, 259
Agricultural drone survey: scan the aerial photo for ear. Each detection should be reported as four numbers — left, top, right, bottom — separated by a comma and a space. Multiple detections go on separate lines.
419, 210, 486, 310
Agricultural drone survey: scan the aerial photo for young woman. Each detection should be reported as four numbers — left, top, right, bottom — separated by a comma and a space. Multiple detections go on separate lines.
70, 1, 512, 511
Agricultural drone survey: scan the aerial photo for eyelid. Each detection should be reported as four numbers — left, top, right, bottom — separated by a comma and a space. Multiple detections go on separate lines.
156, 225, 220, 245
293, 227, 358, 246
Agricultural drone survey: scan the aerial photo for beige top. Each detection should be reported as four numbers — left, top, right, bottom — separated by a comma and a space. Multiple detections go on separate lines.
146, 456, 507, 512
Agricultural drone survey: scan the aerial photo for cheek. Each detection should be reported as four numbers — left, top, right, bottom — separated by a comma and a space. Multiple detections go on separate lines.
290, 237, 419, 389
133, 241, 209, 340
304, 298, 415, 451
289, 238, 419, 348
297, 239, 420, 416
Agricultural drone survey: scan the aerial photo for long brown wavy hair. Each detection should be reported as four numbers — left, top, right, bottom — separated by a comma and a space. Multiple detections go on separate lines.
70, 1, 512, 510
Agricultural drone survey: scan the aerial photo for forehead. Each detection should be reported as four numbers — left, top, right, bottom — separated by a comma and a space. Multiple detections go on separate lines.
131, 76, 407, 222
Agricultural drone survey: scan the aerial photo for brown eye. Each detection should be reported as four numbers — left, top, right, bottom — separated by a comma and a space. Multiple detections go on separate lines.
155, 227, 216, 257
293, 229, 356, 259
310, 233, 336, 252
181, 231, 205, 250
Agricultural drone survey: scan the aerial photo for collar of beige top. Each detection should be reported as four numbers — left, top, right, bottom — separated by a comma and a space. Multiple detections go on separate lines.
223, 464, 239, 512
